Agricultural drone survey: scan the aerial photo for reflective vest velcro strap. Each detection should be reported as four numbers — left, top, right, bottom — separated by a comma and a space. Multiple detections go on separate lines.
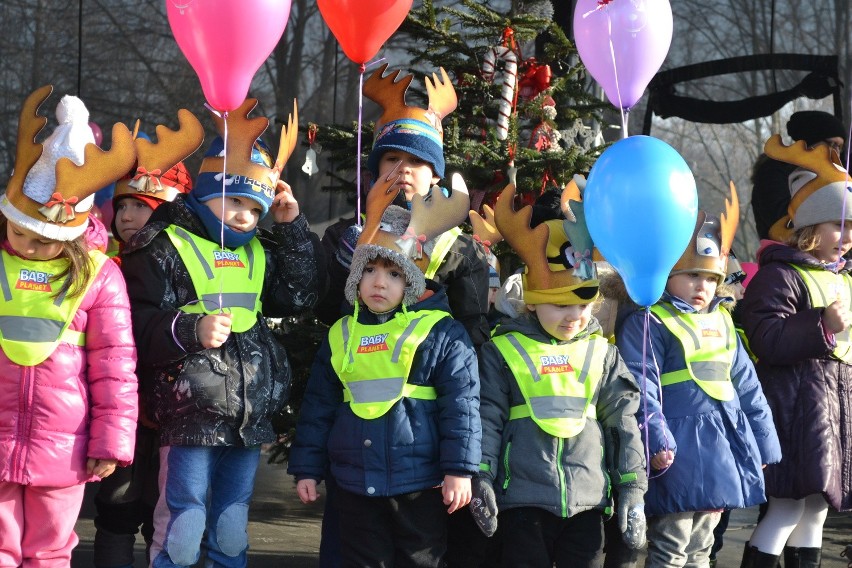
790, 263, 852, 363
343, 383, 437, 402
510, 402, 597, 421
650, 302, 736, 401
424, 227, 462, 279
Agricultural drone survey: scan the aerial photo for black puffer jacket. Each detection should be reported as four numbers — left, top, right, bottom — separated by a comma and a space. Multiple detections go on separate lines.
120, 196, 325, 447
739, 242, 852, 511
316, 216, 491, 347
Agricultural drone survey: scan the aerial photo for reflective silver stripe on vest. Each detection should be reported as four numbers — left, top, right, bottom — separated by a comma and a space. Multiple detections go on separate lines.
528, 395, 588, 419
391, 316, 428, 364
245, 239, 256, 280
656, 302, 733, 351
340, 316, 354, 366
174, 226, 215, 279
199, 292, 259, 312
0, 315, 62, 342
348, 377, 406, 403
504, 334, 593, 413
690, 361, 733, 381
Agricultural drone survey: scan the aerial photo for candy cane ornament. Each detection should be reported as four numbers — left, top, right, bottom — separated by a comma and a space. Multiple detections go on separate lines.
482, 46, 518, 141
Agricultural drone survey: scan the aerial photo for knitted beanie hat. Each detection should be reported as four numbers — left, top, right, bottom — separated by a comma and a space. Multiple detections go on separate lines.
0, 87, 135, 241
194, 98, 299, 219
364, 64, 457, 179
787, 111, 845, 147
763, 134, 852, 235
670, 183, 739, 281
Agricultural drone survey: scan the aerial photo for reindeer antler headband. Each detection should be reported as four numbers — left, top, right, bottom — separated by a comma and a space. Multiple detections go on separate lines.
0, 86, 136, 241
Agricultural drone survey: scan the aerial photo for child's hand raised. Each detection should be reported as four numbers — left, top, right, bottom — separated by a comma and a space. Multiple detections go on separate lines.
271, 180, 300, 224
197, 313, 233, 349
296, 479, 319, 504
822, 300, 851, 334
442, 474, 472, 514
87, 458, 118, 478
650, 449, 674, 471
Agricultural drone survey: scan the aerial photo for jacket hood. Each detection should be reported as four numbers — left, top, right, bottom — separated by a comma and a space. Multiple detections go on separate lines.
492, 310, 603, 344
757, 240, 850, 273
346, 280, 452, 324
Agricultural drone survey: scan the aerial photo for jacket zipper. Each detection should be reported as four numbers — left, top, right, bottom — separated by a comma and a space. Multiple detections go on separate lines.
558, 437, 568, 517
502, 437, 512, 493
12, 366, 33, 478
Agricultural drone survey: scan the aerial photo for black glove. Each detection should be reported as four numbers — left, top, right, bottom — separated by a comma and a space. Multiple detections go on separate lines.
335, 224, 361, 269
617, 486, 646, 550
470, 476, 498, 537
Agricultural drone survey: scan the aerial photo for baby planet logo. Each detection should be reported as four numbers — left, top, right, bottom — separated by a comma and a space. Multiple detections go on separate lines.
212, 250, 245, 268
539, 354, 573, 375
357, 332, 389, 353
16, 269, 53, 292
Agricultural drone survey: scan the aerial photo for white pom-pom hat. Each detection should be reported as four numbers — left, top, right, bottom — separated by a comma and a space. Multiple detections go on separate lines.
0, 86, 136, 241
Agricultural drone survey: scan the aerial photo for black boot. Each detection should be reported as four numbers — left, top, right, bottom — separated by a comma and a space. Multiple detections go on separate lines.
784, 546, 822, 567
740, 543, 781, 568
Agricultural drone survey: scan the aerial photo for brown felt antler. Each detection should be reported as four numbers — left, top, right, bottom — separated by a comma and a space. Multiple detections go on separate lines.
403, 174, 470, 269
494, 183, 552, 291
719, 181, 739, 258
5, 85, 52, 202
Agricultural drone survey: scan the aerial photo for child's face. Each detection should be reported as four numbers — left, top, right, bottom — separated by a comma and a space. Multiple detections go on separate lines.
811, 221, 852, 263
528, 302, 593, 341
205, 196, 262, 234
114, 197, 154, 242
6, 221, 64, 261
666, 272, 719, 311
359, 259, 407, 313
377, 150, 440, 202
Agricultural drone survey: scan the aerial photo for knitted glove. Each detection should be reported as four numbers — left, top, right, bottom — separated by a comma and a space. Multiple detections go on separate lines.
470, 476, 498, 537
335, 224, 361, 269
617, 486, 647, 550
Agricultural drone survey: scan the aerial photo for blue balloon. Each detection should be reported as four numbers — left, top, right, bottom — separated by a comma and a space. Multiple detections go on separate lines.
585, 136, 697, 306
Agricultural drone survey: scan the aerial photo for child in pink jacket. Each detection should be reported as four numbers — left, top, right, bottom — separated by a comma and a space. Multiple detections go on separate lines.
0, 89, 138, 566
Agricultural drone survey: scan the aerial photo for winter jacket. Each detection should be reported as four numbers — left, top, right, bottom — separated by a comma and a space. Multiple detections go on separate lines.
617, 292, 782, 516
0, 221, 138, 487
120, 195, 324, 447
479, 313, 647, 518
739, 242, 852, 511
288, 282, 482, 497
316, 215, 491, 347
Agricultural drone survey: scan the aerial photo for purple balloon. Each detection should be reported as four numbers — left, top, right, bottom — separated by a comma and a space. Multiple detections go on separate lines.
573, 0, 673, 110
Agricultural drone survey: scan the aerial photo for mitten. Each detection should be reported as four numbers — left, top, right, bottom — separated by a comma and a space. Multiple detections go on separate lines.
470, 476, 498, 537
617, 486, 647, 550
335, 224, 362, 269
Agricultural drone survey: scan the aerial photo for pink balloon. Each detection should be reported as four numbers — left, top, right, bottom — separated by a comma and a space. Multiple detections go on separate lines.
89, 121, 103, 147
166, 0, 292, 112
573, 0, 672, 110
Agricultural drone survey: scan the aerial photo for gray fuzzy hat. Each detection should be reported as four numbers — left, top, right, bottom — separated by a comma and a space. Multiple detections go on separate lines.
345, 243, 427, 307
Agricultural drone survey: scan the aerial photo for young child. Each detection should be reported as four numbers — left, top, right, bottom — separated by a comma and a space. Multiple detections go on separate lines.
477, 183, 648, 568
119, 99, 324, 568
616, 185, 781, 568
738, 136, 852, 567
288, 171, 481, 567
317, 64, 491, 348
92, 112, 202, 568
0, 89, 138, 565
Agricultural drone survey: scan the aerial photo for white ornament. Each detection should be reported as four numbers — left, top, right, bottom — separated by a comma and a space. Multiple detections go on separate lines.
482, 46, 518, 141
302, 147, 319, 176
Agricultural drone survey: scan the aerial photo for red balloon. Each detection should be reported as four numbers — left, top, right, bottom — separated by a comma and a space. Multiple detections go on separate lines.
318, 0, 412, 64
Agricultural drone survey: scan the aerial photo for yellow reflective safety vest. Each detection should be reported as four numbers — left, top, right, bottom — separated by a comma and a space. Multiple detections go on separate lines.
424, 227, 462, 280
650, 302, 736, 401
790, 263, 852, 363
165, 226, 265, 333
0, 249, 107, 366
329, 309, 449, 419
491, 331, 608, 438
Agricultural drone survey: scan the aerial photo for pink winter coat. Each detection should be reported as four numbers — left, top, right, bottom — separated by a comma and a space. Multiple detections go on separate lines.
0, 226, 138, 487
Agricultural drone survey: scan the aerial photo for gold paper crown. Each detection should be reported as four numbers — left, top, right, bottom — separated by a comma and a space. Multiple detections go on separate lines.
197, 97, 298, 191
114, 110, 204, 203
357, 169, 470, 272
671, 182, 739, 279
2, 86, 136, 236
494, 183, 600, 305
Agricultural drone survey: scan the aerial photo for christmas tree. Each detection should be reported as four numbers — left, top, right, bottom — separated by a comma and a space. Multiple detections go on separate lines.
315, 0, 609, 211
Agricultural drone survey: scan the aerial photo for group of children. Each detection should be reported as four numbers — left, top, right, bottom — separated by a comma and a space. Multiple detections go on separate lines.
0, 65, 849, 568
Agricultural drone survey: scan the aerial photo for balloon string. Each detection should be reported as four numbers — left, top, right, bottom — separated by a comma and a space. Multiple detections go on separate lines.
203, 102, 228, 313
603, 12, 627, 138
355, 57, 388, 228
832, 118, 852, 271
640, 307, 671, 480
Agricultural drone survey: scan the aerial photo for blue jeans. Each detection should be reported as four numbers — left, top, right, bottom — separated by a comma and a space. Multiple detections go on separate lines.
150, 446, 260, 568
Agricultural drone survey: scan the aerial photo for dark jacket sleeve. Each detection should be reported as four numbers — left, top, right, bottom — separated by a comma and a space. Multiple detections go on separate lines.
478, 341, 511, 482
314, 218, 355, 326
435, 234, 491, 348
262, 214, 326, 317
